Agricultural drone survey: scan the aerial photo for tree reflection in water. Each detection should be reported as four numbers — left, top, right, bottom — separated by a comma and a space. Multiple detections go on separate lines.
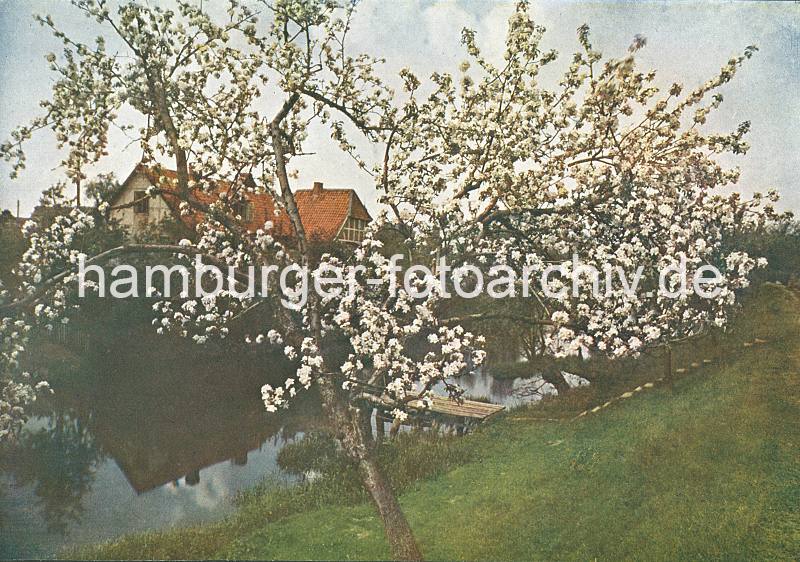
1, 325, 317, 539
1, 413, 104, 534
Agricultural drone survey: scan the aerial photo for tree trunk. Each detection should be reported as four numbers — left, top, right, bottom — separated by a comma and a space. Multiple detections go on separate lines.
141, 68, 191, 197
356, 450, 423, 561
542, 367, 570, 395
339, 405, 423, 561
315, 378, 422, 560
269, 98, 421, 561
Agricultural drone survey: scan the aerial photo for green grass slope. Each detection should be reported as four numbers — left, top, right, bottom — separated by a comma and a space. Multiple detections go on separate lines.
225, 286, 800, 561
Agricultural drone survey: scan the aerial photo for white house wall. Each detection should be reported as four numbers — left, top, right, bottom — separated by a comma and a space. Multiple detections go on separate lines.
110, 173, 174, 234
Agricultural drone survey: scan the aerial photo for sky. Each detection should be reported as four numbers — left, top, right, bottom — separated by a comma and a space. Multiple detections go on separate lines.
0, 0, 798, 217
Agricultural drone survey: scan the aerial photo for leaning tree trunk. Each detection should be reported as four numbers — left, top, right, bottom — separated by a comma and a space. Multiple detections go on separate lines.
342, 405, 423, 561
318, 380, 423, 561
355, 446, 423, 561
269, 104, 422, 560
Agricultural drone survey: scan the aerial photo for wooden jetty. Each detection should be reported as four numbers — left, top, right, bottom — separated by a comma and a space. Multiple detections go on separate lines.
407, 395, 505, 422
376, 396, 505, 438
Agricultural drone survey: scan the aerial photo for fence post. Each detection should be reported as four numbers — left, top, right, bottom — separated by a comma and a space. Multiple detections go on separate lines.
665, 344, 672, 381
375, 411, 386, 441
389, 417, 401, 439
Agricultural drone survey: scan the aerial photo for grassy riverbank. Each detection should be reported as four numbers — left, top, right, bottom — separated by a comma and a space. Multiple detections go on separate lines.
73, 284, 800, 560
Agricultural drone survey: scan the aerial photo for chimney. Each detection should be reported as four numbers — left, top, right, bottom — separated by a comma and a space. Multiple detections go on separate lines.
312, 181, 324, 195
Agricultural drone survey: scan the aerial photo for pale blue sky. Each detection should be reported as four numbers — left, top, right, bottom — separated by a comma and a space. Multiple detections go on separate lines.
1, 0, 798, 215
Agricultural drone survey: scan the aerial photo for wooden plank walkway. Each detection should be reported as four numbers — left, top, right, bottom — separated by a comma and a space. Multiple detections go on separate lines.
407, 395, 505, 421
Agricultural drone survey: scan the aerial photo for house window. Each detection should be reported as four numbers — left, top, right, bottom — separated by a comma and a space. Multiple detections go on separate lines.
133, 190, 149, 214
232, 200, 254, 222
339, 217, 368, 243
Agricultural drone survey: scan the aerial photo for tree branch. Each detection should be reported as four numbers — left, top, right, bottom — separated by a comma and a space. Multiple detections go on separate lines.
0, 244, 253, 315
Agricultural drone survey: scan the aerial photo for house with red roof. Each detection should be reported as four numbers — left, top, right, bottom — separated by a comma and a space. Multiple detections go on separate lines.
109, 164, 372, 244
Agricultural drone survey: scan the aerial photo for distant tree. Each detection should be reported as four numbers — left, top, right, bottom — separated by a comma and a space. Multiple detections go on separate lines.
724, 215, 800, 286
83, 173, 120, 207
39, 182, 71, 208
0, 211, 26, 290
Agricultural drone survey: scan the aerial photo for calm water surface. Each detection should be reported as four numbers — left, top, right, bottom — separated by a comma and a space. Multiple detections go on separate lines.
0, 336, 549, 558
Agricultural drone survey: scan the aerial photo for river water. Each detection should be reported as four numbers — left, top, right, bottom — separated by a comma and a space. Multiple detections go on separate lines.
0, 337, 553, 558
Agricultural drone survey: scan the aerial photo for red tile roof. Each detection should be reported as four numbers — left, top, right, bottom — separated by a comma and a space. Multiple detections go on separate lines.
121, 164, 371, 242
292, 184, 370, 241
